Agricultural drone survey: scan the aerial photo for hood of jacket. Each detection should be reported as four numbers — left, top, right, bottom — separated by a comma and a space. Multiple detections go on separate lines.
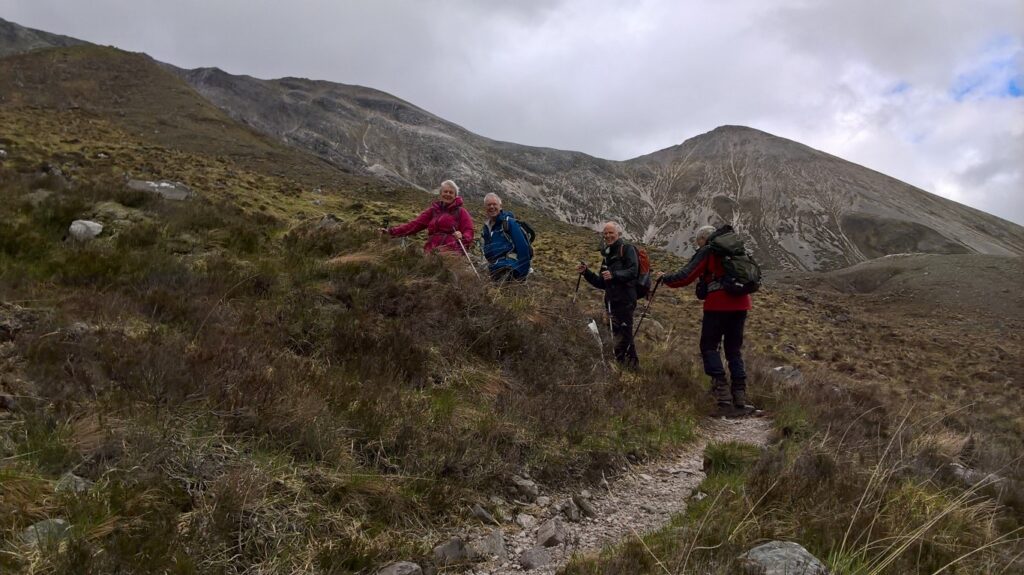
433, 196, 464, 212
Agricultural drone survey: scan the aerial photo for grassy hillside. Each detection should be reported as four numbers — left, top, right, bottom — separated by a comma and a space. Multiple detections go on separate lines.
1, 45, 1021, 573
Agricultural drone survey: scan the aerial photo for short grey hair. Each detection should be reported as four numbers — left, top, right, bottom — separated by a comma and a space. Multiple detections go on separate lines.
483, 192, 502, 206
603, 221, 624, 234
695, 225, 716, 242
440, 180, 460, 195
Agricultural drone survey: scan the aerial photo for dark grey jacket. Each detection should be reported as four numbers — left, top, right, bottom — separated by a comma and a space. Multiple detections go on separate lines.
583, 239, 640, 305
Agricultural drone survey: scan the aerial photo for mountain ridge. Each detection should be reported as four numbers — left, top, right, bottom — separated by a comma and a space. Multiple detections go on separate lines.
3, 16, 1023, 271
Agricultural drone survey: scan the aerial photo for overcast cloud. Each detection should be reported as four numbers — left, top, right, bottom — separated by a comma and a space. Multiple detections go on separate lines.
2, 0, 1022, 223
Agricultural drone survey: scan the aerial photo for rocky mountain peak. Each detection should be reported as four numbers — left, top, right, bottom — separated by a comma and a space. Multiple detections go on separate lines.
0, 17, 88, 58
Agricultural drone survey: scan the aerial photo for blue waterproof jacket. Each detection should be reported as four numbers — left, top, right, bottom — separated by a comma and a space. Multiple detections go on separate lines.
481, 211, 532, 279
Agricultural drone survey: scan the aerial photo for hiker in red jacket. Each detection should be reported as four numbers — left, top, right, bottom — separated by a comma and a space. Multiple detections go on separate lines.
382, 180, 474, 253
655, 225, 754, 413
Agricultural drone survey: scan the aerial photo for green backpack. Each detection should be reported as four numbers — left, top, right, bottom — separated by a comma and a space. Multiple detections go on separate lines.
707, 226, 762, 295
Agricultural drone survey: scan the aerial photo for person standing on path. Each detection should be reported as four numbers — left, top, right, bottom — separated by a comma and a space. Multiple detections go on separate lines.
381, 179, 474, 254
576, 221, 640, 368
655, 225, 754, 412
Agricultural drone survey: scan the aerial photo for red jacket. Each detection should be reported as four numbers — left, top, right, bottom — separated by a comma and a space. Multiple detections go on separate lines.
389, 196, 474, 253
663, 246, 752, 311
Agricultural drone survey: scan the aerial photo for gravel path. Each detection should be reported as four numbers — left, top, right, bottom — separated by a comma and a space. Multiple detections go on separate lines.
458, 416, 773, 574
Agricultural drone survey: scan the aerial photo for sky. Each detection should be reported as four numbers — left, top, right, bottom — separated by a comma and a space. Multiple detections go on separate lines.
2, 0, 1022, 224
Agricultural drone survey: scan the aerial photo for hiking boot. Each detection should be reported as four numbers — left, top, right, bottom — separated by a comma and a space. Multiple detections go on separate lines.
732, 388, 755, 410
731, 378, 753, 409
709, 377, 732, 408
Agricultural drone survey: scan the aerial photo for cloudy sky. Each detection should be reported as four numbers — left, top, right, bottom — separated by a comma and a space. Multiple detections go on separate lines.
3, 0, 1022, 223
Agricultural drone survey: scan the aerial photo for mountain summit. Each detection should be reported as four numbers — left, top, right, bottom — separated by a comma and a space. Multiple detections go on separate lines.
173, 71, 1024, 270
3, 16, 1022, 270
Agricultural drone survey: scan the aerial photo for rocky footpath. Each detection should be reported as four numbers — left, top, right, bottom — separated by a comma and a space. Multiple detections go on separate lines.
381, 416, 773, 574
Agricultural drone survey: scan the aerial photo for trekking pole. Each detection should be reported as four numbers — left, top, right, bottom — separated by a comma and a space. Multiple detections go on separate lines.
454, 228, 481, 279
572, 261, 585, 303
607, 300, 614, 336
633, 277, 662, 339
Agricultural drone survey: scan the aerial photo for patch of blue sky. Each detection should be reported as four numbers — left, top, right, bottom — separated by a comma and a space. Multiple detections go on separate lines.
1008, 76, 1023, 98
949, 35, 1022, 101
885, 81, 911, 96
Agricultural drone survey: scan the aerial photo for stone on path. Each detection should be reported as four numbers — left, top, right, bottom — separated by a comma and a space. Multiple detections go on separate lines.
433, 537, 467, 565
516, 513, 536, 530
520, 546, 552, 569
468, 529, 508, 561
536, 518, 566, 547
511, 474, 539, 501
573, 494, 598, 518
471, 503, 499, 525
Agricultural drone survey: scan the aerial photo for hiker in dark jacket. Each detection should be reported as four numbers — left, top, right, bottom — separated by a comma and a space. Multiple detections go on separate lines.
576, 221, 640, 368
655, 225, 753, 411
381, 179, 474, 253
481, 193, 532, 281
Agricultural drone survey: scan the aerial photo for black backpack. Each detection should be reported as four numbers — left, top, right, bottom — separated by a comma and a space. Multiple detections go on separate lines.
502, 218, 536, 257
707, 226, 761, 295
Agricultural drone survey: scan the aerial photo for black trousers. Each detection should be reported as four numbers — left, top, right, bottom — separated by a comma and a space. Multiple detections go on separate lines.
700, 310, 747, 388
610, 301, 639, 368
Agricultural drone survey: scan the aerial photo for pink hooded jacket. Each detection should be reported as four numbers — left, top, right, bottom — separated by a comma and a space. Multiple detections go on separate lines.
388, 196, 474, 253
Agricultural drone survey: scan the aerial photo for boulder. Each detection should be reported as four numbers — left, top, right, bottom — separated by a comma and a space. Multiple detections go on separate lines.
377, 562, 422, 575
20, 518, 70, 548
511, 474, 539, 500
515, 513, 536, 530
536, 518, 566, 547
432, 537, 467, 565
68, 220, 103, 242
55, 472, 92, 494
467, 529, 508, 561
562, 498, 582, 522
573, 494, 598, 518
127, 179, 193, 201
91, 201, 147, 225
471, 503, 499, 526
771, 365, 803, 386
737, 541, 829, 575
519, 546, 551, 569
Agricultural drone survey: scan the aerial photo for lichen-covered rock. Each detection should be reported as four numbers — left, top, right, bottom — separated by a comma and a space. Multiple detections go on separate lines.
738, 541, 829, 575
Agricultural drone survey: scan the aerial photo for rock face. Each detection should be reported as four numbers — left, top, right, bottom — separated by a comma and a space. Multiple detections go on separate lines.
738, 541, 829, 575
172, 68, 1024, 271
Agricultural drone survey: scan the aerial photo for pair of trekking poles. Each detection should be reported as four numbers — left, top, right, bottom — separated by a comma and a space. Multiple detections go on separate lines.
573, 266, 662, 340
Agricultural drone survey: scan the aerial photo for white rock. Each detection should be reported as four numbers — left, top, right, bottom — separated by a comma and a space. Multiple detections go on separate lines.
515, 513, 536, 530
68, 220, 103, 241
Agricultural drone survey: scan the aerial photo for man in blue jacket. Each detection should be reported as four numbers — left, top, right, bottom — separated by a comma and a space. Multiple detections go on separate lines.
481, 193, 532, 282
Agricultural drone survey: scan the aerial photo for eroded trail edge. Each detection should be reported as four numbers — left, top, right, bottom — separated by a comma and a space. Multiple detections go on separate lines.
464, 416, 773, 574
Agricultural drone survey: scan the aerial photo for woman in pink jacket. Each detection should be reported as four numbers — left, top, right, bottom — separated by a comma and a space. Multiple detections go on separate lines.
383, 180, 474, 253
